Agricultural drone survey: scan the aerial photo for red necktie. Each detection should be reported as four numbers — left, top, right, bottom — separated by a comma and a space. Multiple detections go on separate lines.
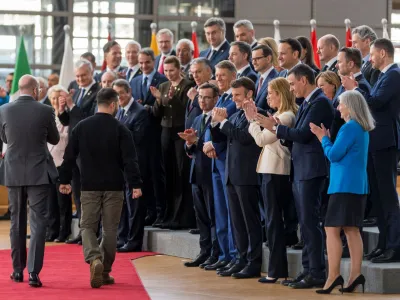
257, 77, 264, 94
158, 55, 166, 74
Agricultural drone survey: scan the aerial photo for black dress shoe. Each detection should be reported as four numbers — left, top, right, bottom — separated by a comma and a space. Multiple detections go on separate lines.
285, 233, 299, 247
371, 249, 400, 263
363, 217, 377, 227
217, 263, 246, 277
66, 235, 82, 244
0, 210, 10, 220
117, 241, 125, 249
189, 229, 200, 234
184, 254, 208, 267
10, 272, 23, 282
45, 236, 57, 242
289, 274, 325, 289
28, 273, 42, 287
203, 259, 228, 270
54, 235, 68, 243
117, 245, 140, 253
259, 277, 279, 284
199, 256, 218, 269
291, 240, 304, 250
364, 248, 384, 260
152, 217, 164, 228
281, 272, 307, 286
145, 216, 156, 226
216, 259, 236, 272
231, 266, 261, 279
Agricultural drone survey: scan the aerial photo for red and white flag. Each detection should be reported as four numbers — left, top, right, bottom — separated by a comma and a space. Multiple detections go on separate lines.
345, 19, 352, 47
310, 19, 320, 68
191, 22, 200, 58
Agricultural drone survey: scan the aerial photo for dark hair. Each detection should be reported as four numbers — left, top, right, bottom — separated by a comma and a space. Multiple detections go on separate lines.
164, 56, 181, 69
81, 52, 96, 63
8, 72, 14, 77
296, 36, 317, 68
112, 79, 131, 93
371, 38, 394, 58
97, 88, 119, 106
252, 44, 273, 58
103, 41, 120, 54
338, 47, 363, 69
139, 48, 155, 61
215, 60, 237, 74
231, 77, 256, 96
198, 82, 219, 98
279, 38, 302, 58
230, 41, 252, 62
288, 64, 316, 85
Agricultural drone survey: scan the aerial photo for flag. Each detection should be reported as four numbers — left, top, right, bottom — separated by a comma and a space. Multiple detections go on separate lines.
150, 23, 160, 56
310, 20, 321, 68
59, 25, 74, 89
101, 28, 112, 71
273, 20, 281, 43
191, 22, 199, 58
345, 19, 352, 47
10, 36, 31, 101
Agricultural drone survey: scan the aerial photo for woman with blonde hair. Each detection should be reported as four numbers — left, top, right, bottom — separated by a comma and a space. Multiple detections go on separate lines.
316, 71, 341, 100
244, 77, 297, 283
257, 37, 283, 72
310, 90, 375, 294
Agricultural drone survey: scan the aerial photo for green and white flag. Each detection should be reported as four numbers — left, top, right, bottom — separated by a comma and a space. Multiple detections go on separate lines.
10, 36, 32, 102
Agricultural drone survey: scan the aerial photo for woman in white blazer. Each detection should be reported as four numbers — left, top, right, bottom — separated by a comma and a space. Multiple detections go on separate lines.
245, 77, 297, 284
47, 85, 72, 243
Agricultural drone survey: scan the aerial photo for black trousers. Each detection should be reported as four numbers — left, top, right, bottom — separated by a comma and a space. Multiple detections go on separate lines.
261, 174, 289, 278
368, 148, 400, 250
226, 182, 262, 269
292, 178, 326, 279
161, 126, 195, 228
192, 183, 219, 257
47, 184, 60, 239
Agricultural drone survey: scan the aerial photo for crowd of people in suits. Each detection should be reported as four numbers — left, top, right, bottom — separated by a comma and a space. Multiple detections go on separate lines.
2, 16, 400, 293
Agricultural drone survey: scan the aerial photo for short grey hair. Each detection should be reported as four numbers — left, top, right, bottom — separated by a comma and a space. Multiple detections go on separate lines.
157, 28, 174, 42
190, 57, 212, 72
339, 90, 375, 131
215, 60, 237, 74
37, 77, 48, 89
101, 71, 118, 81
321, 34, 340, 50
126, 40, 141, 51
75, 59, 93, 73
47, 84, 68, 97
204, 17, 226, 32
233, 19, 254, 31
352, 25, 378, 42
112, 79, 131, 93
176, 39, 194, 51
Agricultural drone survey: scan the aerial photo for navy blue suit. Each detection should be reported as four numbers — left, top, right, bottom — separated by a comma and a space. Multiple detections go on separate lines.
130, 71, 168, 222
254, 68, 279, 111
321, 60, 338, 74
200, 40, 230, 70
116, 101, 149, 251
154, 50, 176, 73
186, 114, 219, 257
360, 64, 400, 251
204, 93, 237, 262
211, 110, 262, 271
185, 94, 202, 129
277, 88, 334, 279
238, 65, 258, 83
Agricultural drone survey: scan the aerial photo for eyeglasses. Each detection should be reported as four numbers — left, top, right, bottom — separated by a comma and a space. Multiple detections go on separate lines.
251, 56, 266, 62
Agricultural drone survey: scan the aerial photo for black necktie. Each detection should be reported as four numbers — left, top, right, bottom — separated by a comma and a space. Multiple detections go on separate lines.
234, 110, 244, 126
142, 76, 148, 99
200, 114, 207, 132
209, 50, 217, 60
126, 68, 133, 81
77, 88, 86, 107
322, 65, 328, 72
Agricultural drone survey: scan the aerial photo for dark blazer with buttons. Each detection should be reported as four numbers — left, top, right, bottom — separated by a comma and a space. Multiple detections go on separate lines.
254, 68, 279, 111
58, 83, 100, 137
321, 60, 338, 74
155, 50, 177, 71
210, 110, 262, 186
200, 40, 230, 69
276, 88, 334, 181
238, 65, 258, 83
361, 60, 380, 87
358, 64, 400, 152
330, 73, 371, 141
186, 114, 212, 186
152, 78, 195, 128
130, 72, 168, 107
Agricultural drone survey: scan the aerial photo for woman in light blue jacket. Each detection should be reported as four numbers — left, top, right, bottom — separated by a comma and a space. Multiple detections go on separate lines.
310, 90, 375, 294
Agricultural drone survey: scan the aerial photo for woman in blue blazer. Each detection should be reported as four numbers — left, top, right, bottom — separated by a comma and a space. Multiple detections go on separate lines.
310, 90, 375, 294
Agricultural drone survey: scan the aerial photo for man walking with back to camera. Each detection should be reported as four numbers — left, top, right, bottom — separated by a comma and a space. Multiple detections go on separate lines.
0, 75, 60, 287
59, 88, 142, 288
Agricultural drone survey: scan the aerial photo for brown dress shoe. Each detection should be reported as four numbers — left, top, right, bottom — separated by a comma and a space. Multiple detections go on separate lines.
103, 274, 115, 285
90, 258, 104, 288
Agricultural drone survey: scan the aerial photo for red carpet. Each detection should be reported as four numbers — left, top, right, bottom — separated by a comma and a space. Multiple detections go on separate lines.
0, 245, 154, 299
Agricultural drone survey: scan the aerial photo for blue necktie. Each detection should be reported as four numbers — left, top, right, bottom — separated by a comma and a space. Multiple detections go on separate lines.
77, 88, 86, 107
126, 69, 132, 81
142, 76, 148, 100
218, 93, 228, 107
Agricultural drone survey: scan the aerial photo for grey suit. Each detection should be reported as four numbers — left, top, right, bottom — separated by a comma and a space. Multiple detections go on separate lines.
0, 95, 59, 274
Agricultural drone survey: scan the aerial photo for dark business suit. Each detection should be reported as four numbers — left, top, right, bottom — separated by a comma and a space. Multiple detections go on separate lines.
211, 110, 263, 272
277, 88, 333, 279
185, 94, 202, 130
186, 114, 219, 257
360, 64, 400, 251
126, 66, 143, 84
58, 83, 100, 222
238, 65, 258, 83
200, 40, 230, 69
95, 66, 128, 82
205, 93, 237, 262
40, 97, 51, 106
361, 59, 380, 87
321, 60, 338, 73
155, 50, 177, 73
116, 100, 149, 251
254, 68, 279, 111
152, 78, 196, 228
131, 72, 168, 222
